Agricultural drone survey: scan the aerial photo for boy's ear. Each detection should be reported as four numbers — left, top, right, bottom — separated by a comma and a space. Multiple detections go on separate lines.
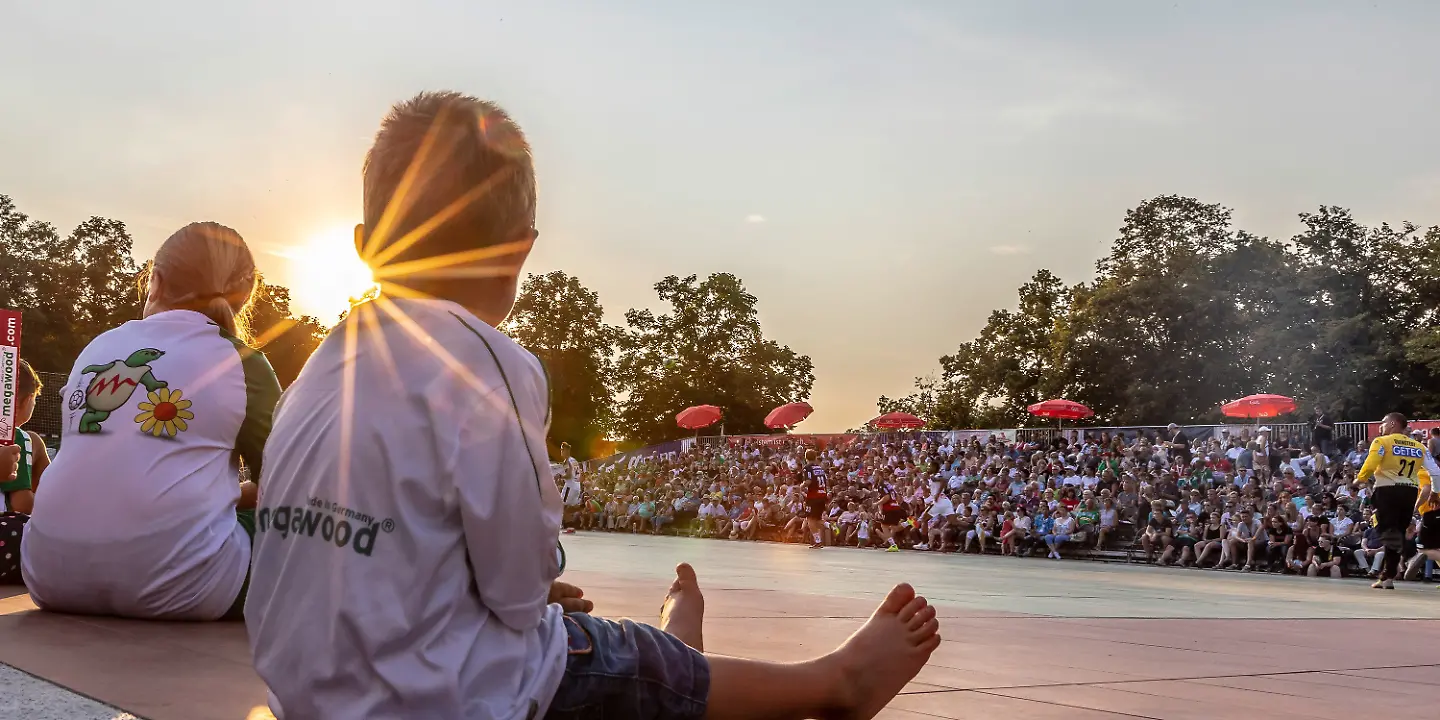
354, 223, 366, 256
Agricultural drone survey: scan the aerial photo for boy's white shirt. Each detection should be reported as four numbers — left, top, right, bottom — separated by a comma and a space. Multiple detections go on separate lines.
245, 299, 566, 720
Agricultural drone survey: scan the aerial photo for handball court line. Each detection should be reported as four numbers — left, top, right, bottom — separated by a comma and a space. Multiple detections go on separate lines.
895, 660, 1440, 694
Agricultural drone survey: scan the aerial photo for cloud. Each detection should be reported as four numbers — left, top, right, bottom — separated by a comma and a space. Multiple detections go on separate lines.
989, 245, 1031, 256
745, 214, 766, 224
896, 10, 1179, 138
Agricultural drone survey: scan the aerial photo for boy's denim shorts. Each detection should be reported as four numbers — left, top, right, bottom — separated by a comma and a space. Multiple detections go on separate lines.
545, 612, 709, 720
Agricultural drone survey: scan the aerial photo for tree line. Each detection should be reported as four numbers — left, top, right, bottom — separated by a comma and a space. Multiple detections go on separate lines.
0, 195, 329, 387
501, 271, 814, 458
878, 195, 1440, 429
0, 195, 815, 459
27, 191, 1427, 455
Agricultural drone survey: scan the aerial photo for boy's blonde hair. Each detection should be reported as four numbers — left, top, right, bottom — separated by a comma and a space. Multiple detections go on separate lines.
149, 222, 258, 342
361, 91, 536, 271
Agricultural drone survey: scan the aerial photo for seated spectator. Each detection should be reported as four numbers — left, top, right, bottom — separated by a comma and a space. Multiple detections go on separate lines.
965, 509, 994, 554
1044, 506, 1077, 560
731, 502, 757, 540
1194, 511, 1226, 568
603, 496, 621, 530
855, 507, 874, 548
1225, 508, 1261, 571
1029, 509, 1054, 558
1093, 497, 1119, 550
617, 496, 636, 531
22, 222, 277, 620
1289, 516, 1322, 573
636, 494, 656, 532
1142, 500, 1173, 564
1307, 535, 1343, 578
1264, 516, 1294, 573
1165, 512, 1199, 567
1355, 524, 1385, 577
1003, 506, 1032, 556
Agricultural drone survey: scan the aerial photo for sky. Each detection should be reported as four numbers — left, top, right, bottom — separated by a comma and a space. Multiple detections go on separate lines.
3, 1, 1439, 432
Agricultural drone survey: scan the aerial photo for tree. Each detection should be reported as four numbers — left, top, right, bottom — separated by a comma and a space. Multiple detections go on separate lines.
248, 277, 328, 387
1257, 207, 1424, 420
0, 195, 144, 372
615, 273, 813, 445
881, 195, 1440, 429
0, 194, 323, 387
500, 271, 619, 460
879, 269, 1072, 429
1050, 196, 1268, 424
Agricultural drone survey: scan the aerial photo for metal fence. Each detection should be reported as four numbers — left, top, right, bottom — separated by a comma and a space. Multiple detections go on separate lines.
1015, 421, 1372, 454
588, 420, 1383, 468
30, 371, 67, 444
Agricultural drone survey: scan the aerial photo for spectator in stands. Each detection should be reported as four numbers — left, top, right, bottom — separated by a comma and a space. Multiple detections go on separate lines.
1194, 511, 1226, 568
1307, 535, 1343, 577
965, 507, 994, 554
603, 495, 621, 531
1093, 497, 1119, 550
23, 222, 277, 621
1002, 505, 1031, 556
1044, 506, 1076, 560
1355, 524, 1385, 577
1264, 515, 1294, 572
1165, 511, 1199, 567
1142, 500, 1173, 563
1225, 508, 1261, 571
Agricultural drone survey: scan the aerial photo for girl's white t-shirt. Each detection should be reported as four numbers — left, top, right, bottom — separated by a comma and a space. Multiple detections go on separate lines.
22, 310, 278, 620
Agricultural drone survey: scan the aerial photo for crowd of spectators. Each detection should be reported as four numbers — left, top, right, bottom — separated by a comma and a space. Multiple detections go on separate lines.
562, 424, 1438, 582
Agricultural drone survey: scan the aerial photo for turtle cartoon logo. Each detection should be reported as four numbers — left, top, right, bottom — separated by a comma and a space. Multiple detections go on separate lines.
78, 349, 168, 434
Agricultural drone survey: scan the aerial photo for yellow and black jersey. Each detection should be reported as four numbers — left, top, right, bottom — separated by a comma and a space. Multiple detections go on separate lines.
1357, 433, 1440, 488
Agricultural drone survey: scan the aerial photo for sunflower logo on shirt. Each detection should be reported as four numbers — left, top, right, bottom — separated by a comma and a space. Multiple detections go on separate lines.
134, 388, 195, 438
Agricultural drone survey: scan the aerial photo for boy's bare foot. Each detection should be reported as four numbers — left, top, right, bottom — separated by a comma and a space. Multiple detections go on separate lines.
660, 563, 705, 652
819, 583, 940, 719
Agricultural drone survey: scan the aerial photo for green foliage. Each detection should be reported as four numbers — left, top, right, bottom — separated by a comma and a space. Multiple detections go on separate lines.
500, 271, 620, 460
614, 273, 814, 445
247, 278, 328, 387
0, 194, 324, 387
1, 195, 144, 372
884, 195, 1440, 428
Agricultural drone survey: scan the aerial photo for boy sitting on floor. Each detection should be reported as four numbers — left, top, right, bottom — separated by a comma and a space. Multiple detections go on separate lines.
244, 91, 941, 720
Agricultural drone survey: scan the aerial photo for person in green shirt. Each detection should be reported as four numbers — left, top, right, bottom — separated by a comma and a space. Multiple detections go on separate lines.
1098, 453, 1122, 480
1075, 498, 1100, 529
3, 359, 47, 515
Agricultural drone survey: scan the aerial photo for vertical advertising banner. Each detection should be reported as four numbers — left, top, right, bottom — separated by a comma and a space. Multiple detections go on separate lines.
0, 309, 21, 446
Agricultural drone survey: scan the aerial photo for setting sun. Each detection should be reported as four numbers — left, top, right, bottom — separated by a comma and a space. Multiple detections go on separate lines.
275, 226, 378, 324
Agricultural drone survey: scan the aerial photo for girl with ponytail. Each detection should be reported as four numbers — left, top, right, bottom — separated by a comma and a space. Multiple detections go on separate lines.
22, 222, 281, 621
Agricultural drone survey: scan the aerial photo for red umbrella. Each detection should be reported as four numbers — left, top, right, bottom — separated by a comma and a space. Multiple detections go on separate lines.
869, 411, 925, 430
765, 401, 813, 429
1221, 394, 1296, 419
676, 405, 723, 430
1027, 399, 1094, 421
